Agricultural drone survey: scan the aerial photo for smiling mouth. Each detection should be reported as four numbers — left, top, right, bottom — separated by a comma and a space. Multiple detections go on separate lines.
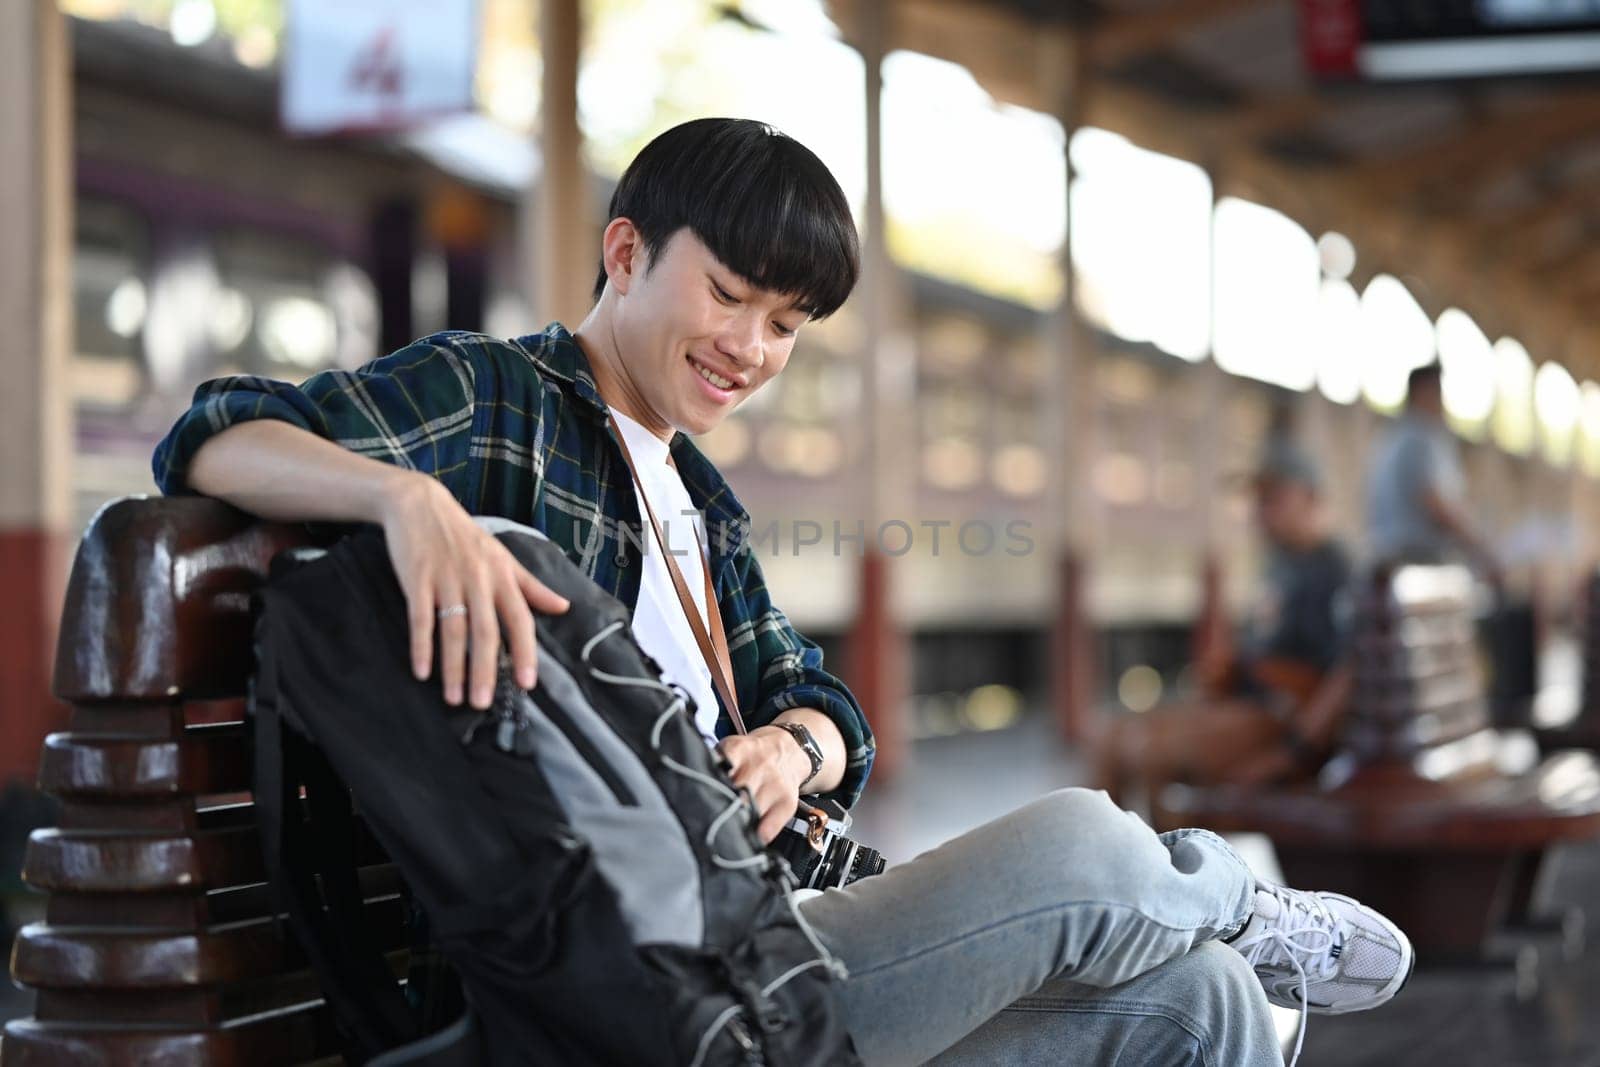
687, 354, 738, 392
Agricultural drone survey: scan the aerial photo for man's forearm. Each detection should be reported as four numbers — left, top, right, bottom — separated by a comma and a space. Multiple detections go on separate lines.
188, 420, 419, 525
770, 708, 846, 795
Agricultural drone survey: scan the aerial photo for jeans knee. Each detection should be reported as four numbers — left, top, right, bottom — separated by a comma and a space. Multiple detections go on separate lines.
1181, 941, 1268, 1017
1034, 786, 1123, 827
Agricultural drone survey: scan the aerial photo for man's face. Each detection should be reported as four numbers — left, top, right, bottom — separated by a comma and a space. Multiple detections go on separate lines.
613, 228, 807, 436
1254, 479, 1313, 547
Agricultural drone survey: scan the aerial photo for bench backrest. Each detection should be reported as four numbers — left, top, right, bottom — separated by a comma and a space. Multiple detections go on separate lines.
1583, 569, 1600, 723
4, 495, 396, 1065
1342, 564, 1490, 765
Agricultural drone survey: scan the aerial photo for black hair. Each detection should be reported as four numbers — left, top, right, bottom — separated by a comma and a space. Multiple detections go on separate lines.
594, 118, 860, 319
1407, 362, 1443, 399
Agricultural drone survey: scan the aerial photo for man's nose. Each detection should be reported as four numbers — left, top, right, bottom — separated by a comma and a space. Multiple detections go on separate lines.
716, 314, 764, 368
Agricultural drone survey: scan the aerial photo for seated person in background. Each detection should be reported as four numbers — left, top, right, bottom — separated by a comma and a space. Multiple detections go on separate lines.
1098, 438, 1353, 803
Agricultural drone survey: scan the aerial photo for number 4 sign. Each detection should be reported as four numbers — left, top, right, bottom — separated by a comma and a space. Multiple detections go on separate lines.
282, 0, 479, 136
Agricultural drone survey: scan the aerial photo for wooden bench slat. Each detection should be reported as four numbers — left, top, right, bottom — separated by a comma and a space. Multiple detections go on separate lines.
13, 898, 408, 989
38, 727, 250, 798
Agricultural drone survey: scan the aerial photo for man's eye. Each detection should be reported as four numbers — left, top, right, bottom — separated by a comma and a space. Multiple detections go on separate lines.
773, 321, 797, 338
712, 284, 736, 304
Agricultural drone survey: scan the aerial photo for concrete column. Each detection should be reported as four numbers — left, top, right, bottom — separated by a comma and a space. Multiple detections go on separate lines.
528, 0, 591, 327
0, 0, 73, 781
1040, 29, 1097, 745
843, 0, 913, 781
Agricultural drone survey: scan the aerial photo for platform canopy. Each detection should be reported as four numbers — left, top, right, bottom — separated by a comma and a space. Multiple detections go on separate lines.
830, 0, 1600, 383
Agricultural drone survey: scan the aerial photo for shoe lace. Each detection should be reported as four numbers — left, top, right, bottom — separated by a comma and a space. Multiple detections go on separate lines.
1230, 886, 1345, 1067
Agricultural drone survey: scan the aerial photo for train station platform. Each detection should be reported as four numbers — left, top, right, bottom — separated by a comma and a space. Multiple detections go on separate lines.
854, 712, 1600, 1067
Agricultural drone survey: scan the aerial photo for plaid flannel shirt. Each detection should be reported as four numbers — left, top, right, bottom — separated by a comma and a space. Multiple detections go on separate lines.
153, 323, 875, 808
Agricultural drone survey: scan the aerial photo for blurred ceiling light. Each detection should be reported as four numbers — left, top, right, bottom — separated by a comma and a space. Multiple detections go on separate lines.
757, 425, 795, 472
1316, 231, 1357, 281
962, 685, 1022, 731
1579, 381, 1600, 477
923, 437, 983, 491
169, 0, 217, 47
992, 443, 1048, 497
790, 427, 844, 478
816, 362, 862, 418
325, 263, 380, 370
1092, 452, 1149, 506
1213, 197, 1319, 391
233, 24, 278, 68
698, 418, 752, 468
1117, 665, 1163, 712
1313, 278, 1363, 404
143, 249, 220, 393
921, 315, 989, 374
1435, 307, 1495, 427
1534, 360, 1580, 464
1100, 357, 1157, 403
261, 297, 337, 371
1359, 274, 1435, 410
206, 288, 253, 351
105, 277, 147, 339
1491, 337, 1536, 455
1070, 127, 1211, 361
485, 291, 533, 343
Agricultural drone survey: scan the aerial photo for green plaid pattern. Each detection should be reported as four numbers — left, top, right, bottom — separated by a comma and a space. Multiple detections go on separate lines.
154, 323, 874, 807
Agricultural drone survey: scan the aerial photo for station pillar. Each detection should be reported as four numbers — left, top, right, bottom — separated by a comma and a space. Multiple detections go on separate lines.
0, 0, 73, 780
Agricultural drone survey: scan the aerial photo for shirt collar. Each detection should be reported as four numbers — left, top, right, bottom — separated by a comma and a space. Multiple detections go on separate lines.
514, 321, 610, 420
514, 322, 753, 532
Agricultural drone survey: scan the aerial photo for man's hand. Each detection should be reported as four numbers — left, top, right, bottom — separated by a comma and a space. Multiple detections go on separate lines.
718, 726, 813, 844
379, 473, 570, 709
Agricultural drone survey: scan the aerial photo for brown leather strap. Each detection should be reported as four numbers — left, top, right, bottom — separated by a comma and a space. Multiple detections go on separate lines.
610, 419, 747, 735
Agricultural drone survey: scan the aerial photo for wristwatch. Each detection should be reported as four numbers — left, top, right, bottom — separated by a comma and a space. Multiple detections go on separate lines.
775, 722, 825, 789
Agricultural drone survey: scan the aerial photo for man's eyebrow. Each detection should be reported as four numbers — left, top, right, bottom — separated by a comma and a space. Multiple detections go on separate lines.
710, 268, 809, 317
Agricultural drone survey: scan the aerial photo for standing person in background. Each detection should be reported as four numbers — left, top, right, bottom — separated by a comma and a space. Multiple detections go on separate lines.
1367, 362, 1500, 578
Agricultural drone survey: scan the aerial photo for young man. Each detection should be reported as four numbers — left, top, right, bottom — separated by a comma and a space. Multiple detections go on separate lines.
155, 118, 1411, 1065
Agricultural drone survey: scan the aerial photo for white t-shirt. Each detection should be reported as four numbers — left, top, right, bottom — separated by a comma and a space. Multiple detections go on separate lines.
610, 409, 722, 743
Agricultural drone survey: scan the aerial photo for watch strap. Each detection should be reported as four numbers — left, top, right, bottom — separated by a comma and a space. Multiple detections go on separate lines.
776, 722, 824, 787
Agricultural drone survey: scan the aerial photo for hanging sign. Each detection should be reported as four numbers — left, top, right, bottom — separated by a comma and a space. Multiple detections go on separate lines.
282, 0, 479, 136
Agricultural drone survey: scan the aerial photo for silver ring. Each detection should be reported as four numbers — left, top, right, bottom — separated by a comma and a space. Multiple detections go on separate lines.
437, 604, 468, 619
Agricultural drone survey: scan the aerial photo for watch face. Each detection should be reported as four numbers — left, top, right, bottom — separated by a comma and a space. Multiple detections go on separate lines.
786, 723, 824, 777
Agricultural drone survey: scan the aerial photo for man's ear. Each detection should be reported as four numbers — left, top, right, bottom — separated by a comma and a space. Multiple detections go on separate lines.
601, 217, 643, 296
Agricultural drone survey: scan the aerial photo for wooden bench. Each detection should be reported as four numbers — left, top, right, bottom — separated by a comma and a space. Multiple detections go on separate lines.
1, 496, 413, 1065
1156, 564, 1600, 962
1537, 568, 1600, 753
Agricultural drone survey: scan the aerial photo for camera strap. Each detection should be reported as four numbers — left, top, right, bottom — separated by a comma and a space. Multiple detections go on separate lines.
610, 417, 746, 736
612, 417, 834, 847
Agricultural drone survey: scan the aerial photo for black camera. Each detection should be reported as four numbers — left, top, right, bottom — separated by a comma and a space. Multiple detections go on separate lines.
769, 796, 886, 890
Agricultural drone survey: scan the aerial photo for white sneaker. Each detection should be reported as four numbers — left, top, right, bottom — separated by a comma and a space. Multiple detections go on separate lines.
1231, 883, 1415, 1065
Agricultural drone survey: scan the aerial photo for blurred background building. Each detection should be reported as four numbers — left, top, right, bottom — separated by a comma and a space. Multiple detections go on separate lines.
8, 1, 1600, 1061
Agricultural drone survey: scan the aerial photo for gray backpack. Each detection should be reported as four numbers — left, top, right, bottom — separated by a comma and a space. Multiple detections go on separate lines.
250, 522, 863, 1066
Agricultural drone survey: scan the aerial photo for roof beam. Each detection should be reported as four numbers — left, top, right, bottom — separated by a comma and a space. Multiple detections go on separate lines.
1089, 0, 1277, 64
1348, 90, 1600, 200
848, 0, 1596, 380
1473, 177, 1600, 251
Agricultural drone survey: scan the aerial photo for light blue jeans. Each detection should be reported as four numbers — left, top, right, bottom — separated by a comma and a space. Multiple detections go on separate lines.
798, 788, 1283, 1066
